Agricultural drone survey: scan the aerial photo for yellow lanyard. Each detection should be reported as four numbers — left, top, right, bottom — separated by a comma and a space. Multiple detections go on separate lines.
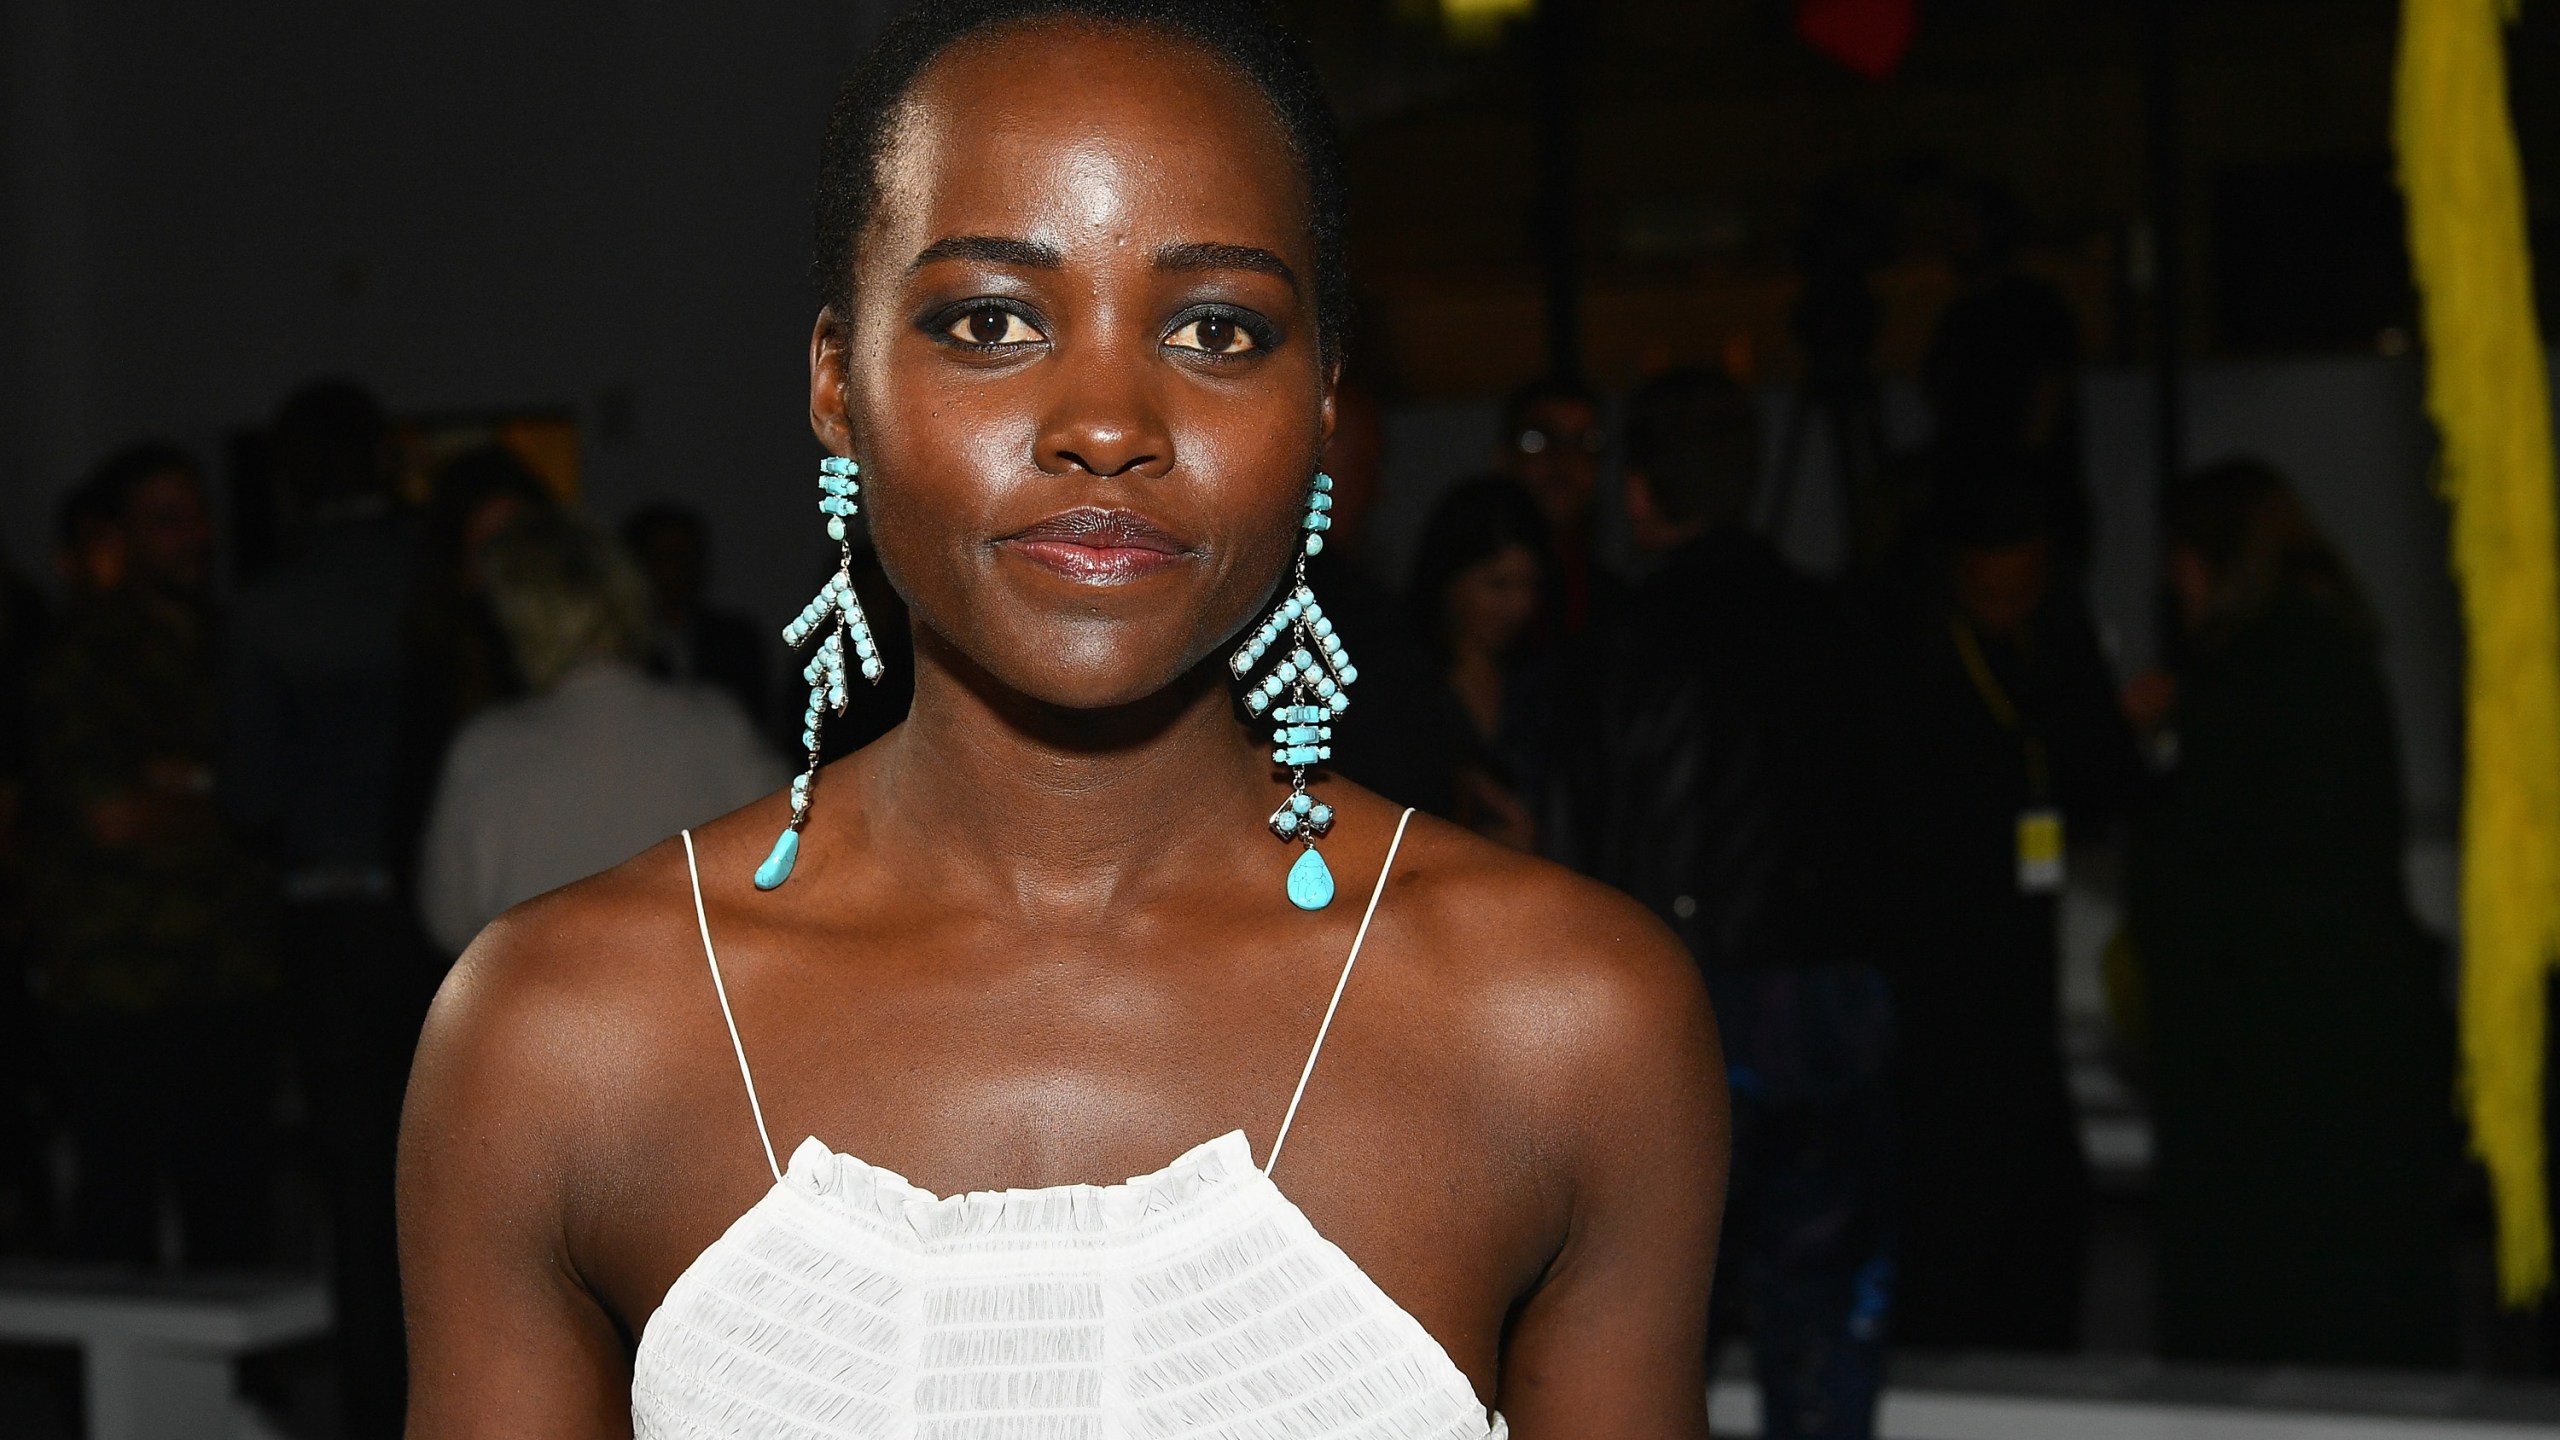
1949, 617, 2051, 802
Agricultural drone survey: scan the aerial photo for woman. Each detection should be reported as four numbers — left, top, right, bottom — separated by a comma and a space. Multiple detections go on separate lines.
398, 3, 1725, 1435
1407, 476, 1553, 851
415, 512, 784, 956
2126, 457, 2456, 1365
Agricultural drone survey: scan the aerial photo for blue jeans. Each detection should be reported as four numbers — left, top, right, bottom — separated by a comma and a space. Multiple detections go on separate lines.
1712, 963, 1896, 1440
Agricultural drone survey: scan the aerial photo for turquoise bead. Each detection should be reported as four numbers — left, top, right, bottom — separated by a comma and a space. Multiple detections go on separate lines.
1287, 846, 1335, 910
754, 828, 800, 890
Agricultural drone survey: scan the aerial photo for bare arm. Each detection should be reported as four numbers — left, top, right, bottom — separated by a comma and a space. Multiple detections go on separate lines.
1495, 901, 1729, 1438
399, 916, 634, 1438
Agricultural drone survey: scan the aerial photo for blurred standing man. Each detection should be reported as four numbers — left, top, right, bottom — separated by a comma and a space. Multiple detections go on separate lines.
1876, 459, 2144, 1350
1558, 367, 1891, 1439
225, 380, 431, 1434
1500, 373, 1621, 640
29, 445, 278, 1267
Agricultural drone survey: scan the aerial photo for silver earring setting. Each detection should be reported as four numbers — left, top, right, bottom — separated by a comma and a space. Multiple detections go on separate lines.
1229, 471, 1359, 910
755, 453, 884, 890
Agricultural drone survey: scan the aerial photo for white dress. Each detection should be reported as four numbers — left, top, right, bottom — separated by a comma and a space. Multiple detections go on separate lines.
631, 814, 1506, 1440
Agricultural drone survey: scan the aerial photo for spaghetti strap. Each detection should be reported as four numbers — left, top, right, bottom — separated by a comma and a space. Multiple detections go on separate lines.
681, 830, 783, 1183
1265, 807, 1417, 1178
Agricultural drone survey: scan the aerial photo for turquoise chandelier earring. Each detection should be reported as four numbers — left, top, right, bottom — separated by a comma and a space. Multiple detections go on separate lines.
755, 453, 884, 890
1229, 471, 1358, 910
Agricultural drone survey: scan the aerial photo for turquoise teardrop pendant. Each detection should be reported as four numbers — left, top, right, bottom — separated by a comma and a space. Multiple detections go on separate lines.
1287, 846, 1336, 911
754, 828, 800, 891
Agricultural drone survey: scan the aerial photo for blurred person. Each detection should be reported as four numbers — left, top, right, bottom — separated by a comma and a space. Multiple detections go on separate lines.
1920, 183, 2091, 577
623, 504, 771, 731
1410, 475, 1553, 849
1875, 455, 2144, 1350
1501, 372, 1621, 639
1560, 366, 1891, 1438
27, 445, 279, 1266
2126, 458, 2456, 1365
1303, 378, 1455, 816
390, 446, 555, 879
224, 379, 435, 1433
415, 512, 783, 954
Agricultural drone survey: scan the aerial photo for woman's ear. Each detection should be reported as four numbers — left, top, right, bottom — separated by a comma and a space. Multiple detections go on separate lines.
809, 308, 856, 455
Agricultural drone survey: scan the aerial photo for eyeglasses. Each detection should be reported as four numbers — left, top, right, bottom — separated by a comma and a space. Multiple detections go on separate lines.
1514, 427, 1608, 457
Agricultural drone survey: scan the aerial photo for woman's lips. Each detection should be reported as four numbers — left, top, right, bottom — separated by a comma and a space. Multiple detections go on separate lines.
997, 507, 1196, 583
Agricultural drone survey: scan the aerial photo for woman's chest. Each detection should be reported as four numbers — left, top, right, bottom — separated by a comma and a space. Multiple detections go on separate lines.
582, 961, 1559, 1403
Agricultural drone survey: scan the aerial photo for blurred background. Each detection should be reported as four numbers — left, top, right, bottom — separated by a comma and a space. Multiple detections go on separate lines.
4, 0, 2560, 1436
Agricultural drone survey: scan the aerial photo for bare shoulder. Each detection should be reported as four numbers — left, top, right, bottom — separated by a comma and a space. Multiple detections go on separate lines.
1370, 809, 1723, 1153
406, 798, 792, 1191
421, 836, 703, 1087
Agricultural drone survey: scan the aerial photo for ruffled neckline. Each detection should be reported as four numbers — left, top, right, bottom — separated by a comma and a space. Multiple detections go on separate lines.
778, 1129, 1257, 1241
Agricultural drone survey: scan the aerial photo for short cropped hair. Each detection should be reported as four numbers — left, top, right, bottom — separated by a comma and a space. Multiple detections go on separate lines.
813, 0, 1349, 365
1625, 367, 1761, 526
270, 379, 391, 506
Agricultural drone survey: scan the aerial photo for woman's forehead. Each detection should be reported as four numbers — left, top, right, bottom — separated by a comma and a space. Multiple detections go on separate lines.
867, 22, 1313, 274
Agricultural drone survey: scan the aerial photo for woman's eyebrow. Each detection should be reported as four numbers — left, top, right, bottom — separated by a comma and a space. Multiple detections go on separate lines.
1154, 242, 1297, 291
909, 235, 1063, 272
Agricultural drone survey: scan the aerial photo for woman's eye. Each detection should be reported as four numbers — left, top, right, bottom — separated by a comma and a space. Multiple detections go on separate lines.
1166, 314, 1257, 355
947, 306, 1043, 346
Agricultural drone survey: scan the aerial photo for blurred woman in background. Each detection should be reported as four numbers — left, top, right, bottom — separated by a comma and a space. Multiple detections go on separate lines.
414, 511, 781, 954
2127, 456, 2456, 1365
1408, 474, 1553, 850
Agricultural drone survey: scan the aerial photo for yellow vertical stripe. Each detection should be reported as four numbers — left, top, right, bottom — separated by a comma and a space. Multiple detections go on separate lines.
2396, 0, 2560, 1305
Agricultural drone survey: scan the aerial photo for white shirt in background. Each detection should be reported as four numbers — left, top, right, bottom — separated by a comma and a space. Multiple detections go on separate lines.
418, 660, 787, 954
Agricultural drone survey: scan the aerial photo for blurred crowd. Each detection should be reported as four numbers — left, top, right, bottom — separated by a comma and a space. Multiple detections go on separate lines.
1331, 189, 2454, 1435
0, 382, 783, 1434
0, 203, 2461, 1440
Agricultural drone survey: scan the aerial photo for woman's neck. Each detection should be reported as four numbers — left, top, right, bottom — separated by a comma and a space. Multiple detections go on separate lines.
855, 629, 1271, 921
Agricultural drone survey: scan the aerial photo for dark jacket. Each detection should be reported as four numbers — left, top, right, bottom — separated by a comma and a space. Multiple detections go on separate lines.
1554, 528, 1872, 970
2128, 595, 2455, 1365
226, 509, 421, 877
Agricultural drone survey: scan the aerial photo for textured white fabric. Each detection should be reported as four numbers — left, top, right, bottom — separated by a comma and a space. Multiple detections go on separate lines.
417, 661, 784, 954
635, 814, 1504, 1439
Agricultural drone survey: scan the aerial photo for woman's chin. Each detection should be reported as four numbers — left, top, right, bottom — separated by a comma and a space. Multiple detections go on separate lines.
933, 636, 1226, 724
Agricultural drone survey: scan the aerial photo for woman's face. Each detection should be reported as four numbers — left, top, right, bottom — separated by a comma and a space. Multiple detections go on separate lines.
814, 20, 1332, 713
1444, 543, 1544, 662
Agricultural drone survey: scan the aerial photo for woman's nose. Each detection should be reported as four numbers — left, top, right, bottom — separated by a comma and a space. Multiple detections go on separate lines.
1034, 361, 1174, 481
